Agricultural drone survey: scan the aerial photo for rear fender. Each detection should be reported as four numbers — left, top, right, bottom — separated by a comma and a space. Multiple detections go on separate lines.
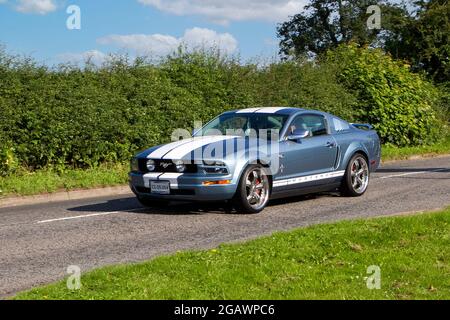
341, 142, 371, 171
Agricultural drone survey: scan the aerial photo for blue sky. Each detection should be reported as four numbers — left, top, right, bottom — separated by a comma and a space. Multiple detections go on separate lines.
0, 0, 308, 65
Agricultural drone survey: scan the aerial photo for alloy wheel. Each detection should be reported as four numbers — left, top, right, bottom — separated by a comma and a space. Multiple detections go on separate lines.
245, 168, 270, 211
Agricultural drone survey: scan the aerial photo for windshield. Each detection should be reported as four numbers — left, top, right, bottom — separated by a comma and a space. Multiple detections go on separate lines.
195, 113, 288, 139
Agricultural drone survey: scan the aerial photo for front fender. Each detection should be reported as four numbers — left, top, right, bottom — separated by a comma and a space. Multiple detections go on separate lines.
231, 150, 277, 186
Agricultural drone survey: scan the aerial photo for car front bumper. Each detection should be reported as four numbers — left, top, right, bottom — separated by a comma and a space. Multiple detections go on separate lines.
129, 172, 238, 201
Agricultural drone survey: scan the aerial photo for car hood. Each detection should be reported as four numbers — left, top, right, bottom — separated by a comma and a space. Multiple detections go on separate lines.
137, 135, 277, 161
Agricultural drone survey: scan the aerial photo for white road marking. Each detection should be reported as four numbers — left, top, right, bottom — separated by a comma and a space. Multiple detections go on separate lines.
37, 212, 119, 224
36, 208, 143, 224
379, 168, 448, 180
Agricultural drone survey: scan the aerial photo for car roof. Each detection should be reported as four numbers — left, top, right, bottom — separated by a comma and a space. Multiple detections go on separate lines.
224, 107, 305, 116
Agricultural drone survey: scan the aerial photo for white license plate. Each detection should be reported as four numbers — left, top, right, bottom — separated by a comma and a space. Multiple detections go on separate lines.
150, 181, 170, 195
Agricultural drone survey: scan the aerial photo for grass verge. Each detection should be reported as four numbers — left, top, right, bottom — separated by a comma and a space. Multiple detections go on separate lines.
382, 133, 450, 161
15, 208, 450, 300
0, 163, 128, 197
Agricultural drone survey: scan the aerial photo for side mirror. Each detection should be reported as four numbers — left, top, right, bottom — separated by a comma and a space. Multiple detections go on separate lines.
287, 129, 310, 142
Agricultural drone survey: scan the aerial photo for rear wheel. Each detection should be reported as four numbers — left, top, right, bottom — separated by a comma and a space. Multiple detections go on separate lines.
341, 153, 370, 197
233, 165, 271, 214
137, 196, 170, 208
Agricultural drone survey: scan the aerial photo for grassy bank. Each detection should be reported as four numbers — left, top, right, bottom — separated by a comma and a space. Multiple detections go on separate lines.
382, 134, 450, 161
15, 208, 450, 300
0, 163, 128, 197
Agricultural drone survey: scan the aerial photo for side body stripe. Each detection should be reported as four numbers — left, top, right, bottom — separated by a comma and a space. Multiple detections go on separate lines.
273, 170, 345, 188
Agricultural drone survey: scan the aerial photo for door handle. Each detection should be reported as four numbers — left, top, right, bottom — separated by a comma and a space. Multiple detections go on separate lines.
326, 142, 336, 148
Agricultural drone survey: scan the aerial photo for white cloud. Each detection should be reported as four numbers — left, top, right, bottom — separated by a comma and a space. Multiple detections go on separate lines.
57, 50, 108, 65
97, 27, 238, 56
15, 0, 57, 14
138, 0, 307, 24
98, 34, 179, 56
264, 38, 279, 47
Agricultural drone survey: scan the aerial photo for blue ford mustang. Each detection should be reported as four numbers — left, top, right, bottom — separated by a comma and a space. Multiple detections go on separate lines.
129, 107, 381, 213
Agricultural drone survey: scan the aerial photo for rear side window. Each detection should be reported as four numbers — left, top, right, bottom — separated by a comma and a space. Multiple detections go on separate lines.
333, 117, 350, 132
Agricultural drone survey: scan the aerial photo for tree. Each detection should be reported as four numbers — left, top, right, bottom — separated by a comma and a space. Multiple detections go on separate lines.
277, 0, 410, 59
384, 0, 450, 83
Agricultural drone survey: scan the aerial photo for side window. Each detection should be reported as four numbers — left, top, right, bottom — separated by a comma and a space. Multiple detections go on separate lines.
289, 114, 329, 137
333, 117, 350, 132
217, 116, 247, 132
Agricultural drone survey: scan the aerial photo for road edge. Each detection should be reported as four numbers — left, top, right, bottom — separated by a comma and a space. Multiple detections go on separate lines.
0, 186, 133, 209
1, 153, 449, 209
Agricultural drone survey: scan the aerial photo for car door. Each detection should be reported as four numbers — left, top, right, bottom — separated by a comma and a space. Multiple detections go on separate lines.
277, 113, 338, 183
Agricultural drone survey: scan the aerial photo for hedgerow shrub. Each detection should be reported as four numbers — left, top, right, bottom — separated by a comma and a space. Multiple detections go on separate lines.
327, 44, 442, 146
249, 61, 358, 121
0, 45, 444, 173
436, 82, 450, 122
0, 146, 18, 176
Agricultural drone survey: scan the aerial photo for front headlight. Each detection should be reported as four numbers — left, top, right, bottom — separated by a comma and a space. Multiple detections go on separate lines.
203, 160, 226, 166
204, 167, 228, 174
203, 160, 228, 174
175, 160, 186, 173
130, 158, 139, 172
146, 159, 156, 172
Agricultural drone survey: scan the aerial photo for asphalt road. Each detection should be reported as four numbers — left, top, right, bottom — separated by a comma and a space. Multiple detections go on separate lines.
1, 156, 449, 297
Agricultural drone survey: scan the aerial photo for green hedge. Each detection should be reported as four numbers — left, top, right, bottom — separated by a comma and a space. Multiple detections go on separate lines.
0, 46, 445, 175
327, 44, 443, 146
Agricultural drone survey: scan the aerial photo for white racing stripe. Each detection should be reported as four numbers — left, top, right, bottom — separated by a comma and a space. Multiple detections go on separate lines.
158, 173, 184, 189
162, 135, 237, 160
236, 108, 261, 113
147, 138, 195, 159
255, 107, 288, 113
273, 171, 346, 188
143, 172, 163, 188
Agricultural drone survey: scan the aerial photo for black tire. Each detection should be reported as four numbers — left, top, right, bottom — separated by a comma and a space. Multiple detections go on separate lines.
232, 165, 271, 214
341, 153, 370, 197
137, 196, 170, 208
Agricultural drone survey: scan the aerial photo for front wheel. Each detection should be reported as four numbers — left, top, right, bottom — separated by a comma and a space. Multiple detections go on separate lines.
341, 154, 370, 197
233, 165, 271, 214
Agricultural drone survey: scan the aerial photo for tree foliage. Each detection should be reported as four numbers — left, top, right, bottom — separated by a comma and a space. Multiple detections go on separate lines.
277, 0, 409, 58
384, 0, 450, 83
278, 0, 450, 84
